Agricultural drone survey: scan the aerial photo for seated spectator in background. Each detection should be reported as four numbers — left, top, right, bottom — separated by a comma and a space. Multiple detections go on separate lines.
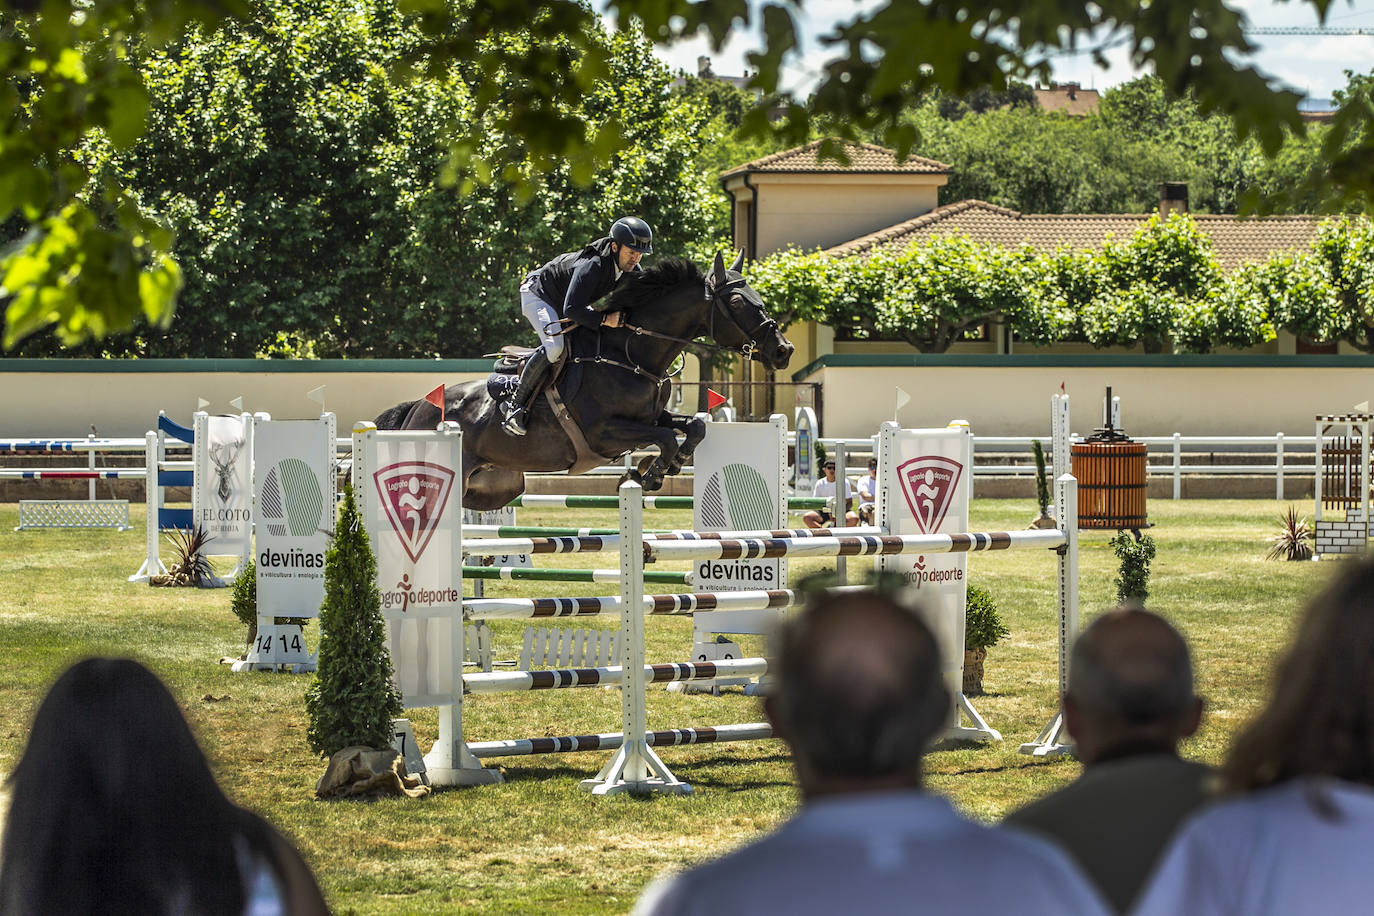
1004, 606, 1213, 913
0, 658, 329, 916
857, 457, 878, 524
1135, 557, 1374, 915
802, 460, 859, 529
633, 589, 1108, 916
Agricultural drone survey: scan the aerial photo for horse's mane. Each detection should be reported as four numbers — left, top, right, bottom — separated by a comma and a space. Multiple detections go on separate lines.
604, 257, 703, 313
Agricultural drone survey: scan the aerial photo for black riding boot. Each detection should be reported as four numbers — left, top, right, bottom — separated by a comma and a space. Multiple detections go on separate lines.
501, 349, 553, 436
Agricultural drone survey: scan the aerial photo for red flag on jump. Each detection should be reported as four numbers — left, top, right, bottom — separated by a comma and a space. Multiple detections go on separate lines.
706, 388, 727, 412
425, 384, 446, 423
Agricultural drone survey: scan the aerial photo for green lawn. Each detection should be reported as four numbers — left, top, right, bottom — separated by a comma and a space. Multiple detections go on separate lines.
0, 499, 1337, 914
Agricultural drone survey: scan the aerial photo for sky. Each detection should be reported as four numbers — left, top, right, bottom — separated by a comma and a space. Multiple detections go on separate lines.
647, 0, 1374, 103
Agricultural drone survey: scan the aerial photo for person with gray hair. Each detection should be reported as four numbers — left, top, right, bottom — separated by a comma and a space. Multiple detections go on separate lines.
1004, 606, 1213, 912
634, 588, 1108, 916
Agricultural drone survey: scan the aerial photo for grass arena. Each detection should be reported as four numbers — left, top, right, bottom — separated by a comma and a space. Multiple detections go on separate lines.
0, 492, 1336, 914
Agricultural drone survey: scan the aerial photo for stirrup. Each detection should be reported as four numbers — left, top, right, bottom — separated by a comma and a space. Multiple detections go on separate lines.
502, 403, 529, 437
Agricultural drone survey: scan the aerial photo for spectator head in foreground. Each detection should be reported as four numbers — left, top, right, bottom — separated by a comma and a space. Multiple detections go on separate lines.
1224, 556, 1374, 793
0, 657, 328, 916
765, 588, 950, 795
1064, 605, 1203, 763
1133, 558, 1374, 915
632, 588, 1110, 916
1005, 607, 1212, 913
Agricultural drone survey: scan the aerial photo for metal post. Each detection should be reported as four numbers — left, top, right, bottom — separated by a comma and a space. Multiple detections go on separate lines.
1276, 432, 1285, 501
1172, 432, 1182, 501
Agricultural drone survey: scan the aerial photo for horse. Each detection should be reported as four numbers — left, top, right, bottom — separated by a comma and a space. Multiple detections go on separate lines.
374, 250, 794, 510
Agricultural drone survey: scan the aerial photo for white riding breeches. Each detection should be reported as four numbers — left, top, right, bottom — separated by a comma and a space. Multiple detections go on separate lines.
521, 283, 564, 362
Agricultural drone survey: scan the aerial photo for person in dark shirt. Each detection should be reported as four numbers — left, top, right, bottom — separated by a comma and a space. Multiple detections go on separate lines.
1003, 606, 1213, 913
501, 216, 654, 436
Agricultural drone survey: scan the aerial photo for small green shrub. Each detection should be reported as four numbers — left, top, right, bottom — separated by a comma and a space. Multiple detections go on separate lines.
230, 561, 257, 629
965, 583, 1010, 651
1031, 439, 1051, 515
1112, 530, 1157, 603
305, 484, 402, 757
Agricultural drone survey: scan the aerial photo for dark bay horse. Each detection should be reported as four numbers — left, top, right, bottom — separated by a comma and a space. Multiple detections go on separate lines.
375, 251, 794, 510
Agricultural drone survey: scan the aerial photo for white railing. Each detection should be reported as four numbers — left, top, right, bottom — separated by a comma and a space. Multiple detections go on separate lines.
1, 431, 1324, 502
802, 433, 1319, 501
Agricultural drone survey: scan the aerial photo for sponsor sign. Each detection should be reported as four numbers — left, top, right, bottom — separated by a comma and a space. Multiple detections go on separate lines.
253, 415, 335, 617
878, 424, 972, 704
354, 424, 464, 706
193, 413, 252, 558
694, 416, 787, 637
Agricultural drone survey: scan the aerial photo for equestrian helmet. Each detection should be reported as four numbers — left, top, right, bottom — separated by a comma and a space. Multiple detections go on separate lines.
610, 216, 653, 255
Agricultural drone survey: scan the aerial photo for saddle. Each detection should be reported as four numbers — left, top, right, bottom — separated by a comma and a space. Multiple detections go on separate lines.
485, 346, 611, 474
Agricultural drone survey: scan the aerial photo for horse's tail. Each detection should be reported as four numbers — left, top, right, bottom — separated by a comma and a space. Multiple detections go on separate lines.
374, 400, 415, 430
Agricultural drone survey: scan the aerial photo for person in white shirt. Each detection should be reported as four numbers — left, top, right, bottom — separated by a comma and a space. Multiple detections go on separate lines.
1135, 556, 1374, 916
857, 456, 878, 524
802, 460, 858, 529
633, 588, 1109, 916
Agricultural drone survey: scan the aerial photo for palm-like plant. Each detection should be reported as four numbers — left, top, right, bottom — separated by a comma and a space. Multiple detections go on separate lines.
152, 526, 215, 587
1266, 506, 1315, 561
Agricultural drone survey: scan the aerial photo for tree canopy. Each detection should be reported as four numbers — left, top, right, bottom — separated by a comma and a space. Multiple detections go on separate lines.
3, 0, 1373, 350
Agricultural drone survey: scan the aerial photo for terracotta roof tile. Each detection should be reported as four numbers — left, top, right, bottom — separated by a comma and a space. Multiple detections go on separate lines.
825, 201, 1321, 271
721, 139, 952, 177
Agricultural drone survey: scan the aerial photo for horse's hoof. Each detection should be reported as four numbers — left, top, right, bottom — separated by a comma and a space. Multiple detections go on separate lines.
618, 470, 644, 488
643, 475, 664, 492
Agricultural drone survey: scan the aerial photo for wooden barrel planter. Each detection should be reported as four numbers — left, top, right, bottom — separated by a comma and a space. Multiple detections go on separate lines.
1071, 438, 1148, 530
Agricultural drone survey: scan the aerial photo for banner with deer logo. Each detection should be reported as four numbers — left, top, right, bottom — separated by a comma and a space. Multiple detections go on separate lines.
193, 413, 252, 560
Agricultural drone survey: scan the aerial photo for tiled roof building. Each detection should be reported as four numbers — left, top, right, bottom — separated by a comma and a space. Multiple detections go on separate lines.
721, 139, 952, 177
825, 199, 1322, 271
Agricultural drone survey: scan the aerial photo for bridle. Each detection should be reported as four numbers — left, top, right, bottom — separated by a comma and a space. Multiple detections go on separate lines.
551, 274, 779, 386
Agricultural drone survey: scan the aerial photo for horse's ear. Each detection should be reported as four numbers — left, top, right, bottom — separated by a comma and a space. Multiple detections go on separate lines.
712, 250, 727, 286
730, 249, 745, 273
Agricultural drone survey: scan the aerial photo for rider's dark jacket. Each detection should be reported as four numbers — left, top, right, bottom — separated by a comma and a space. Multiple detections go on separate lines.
526, 237, 640, 331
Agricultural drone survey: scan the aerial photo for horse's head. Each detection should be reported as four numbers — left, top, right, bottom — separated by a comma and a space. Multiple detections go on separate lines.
705, 250, 795, 371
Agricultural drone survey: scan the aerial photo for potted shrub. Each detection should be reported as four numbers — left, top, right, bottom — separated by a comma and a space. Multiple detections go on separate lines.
964, 583, 1010, 696
1112, 530, 1157, 603
1267, 506, 1315, 561
1029, 439, 1057, 529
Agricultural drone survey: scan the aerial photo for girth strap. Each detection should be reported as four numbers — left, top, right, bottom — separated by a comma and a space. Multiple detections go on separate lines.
543, 386, 614, 475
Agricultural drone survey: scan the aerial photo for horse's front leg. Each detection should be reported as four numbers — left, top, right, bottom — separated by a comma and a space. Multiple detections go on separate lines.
600, 419, 679, 493
657, 411, 706, 476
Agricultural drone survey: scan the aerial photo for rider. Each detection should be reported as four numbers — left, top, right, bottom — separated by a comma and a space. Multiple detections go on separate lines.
501, 216, 654, 436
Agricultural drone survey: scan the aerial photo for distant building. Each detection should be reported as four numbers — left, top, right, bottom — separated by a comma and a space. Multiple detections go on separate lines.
1034, 82, 1101, 116
1299, 96, 1337, 125
671, 55, 753, 92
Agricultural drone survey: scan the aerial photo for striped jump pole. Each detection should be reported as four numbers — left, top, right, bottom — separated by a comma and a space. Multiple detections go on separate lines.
506, 494, 829, 510
464, 586, 812, 621
462, 524, 885, 539
462, 565, 692, 586
461, 526, 894, 557
0, 469, 147, 479
468, 723, 774, 759
464, 658, 769, 693
644, 529, 1068, 563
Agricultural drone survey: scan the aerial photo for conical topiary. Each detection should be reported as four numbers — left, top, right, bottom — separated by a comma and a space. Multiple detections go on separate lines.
305, 484, 402, 757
